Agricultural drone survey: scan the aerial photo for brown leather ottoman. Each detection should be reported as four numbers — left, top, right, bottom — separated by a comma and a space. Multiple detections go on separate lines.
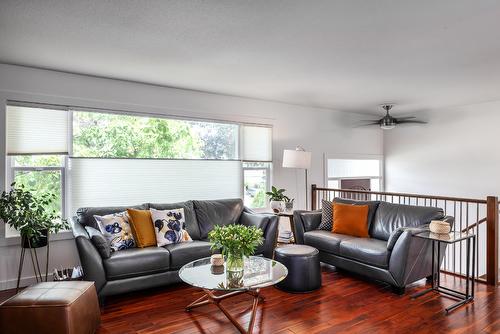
0, 281, 100, 334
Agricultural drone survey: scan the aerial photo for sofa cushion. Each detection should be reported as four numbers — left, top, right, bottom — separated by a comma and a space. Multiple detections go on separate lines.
77, 204, 148, 229
239, 211, 269, 231
332, 202, 370, 237
84, 226, 111, 259
103, 247, 170, 280
339, 238, 390, 268
318, 199, 334, 231
164, 241, 212, 269
370, 202, 444, 241
127, 209, 157, 248
334, 198, 380, 229
148, 201, 201, 240
193, 199, 244, 240
303, 230, 356, 254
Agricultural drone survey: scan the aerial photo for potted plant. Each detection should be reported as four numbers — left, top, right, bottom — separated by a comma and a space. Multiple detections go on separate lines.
266, 186, 287, 213
0, 183, 68, 246
0, 183, 68, 285
208, 224, 263, 272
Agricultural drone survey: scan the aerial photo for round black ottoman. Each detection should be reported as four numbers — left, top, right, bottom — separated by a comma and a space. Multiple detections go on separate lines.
275, 244, 321, 293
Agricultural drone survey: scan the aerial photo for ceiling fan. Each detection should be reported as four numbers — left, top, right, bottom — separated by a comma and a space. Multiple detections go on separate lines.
361, 104, 427, 130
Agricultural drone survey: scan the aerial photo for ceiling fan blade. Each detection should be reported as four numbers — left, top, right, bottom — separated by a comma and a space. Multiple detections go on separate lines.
355, 122, 381, 127
395, 116, 416, 120
396, 120, 427, 124
359, 119, 381, 122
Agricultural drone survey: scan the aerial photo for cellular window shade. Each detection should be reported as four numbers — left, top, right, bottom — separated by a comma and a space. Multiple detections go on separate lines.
6, 105, 69, 155
242, 125, 272, 161
70, 158, 242, 213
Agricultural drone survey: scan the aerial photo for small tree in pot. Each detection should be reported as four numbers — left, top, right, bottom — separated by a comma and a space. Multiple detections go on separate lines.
0, 183, 68, 286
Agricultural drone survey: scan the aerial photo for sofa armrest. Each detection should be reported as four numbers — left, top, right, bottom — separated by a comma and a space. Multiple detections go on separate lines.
70, 217, 107, 293
239, 210, 279, 259
387, 215, 455, 251
292, 210, 322, 244
387, 226, 428, 251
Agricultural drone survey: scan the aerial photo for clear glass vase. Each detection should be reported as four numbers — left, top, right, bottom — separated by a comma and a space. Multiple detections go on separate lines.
226, 253, 244, 272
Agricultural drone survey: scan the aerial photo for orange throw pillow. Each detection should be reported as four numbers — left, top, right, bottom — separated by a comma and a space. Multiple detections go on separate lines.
127, 209, 157, 248
332, 202, 370, 238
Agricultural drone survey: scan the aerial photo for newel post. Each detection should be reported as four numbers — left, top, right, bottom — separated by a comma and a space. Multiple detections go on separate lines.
311, 184, 317, 211
486, 196, 499, 286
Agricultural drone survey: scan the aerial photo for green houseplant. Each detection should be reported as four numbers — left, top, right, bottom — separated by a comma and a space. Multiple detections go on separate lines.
266, 186, 294, 212
0, 183, 68, 246
208, 224, 264, 272
0, 183, 69, 288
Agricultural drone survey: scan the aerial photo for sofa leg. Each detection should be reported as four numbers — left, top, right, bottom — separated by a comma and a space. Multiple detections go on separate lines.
426, 275, 433, 283
98, 295, 106, 307
392, 286, 406, 295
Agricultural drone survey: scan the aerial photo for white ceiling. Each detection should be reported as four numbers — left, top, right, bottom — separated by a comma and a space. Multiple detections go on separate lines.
1, 0, 500, 115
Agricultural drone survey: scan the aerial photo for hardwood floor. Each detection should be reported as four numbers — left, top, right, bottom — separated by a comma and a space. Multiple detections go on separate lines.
97, 265, 498, 334
1, 265, 498, 333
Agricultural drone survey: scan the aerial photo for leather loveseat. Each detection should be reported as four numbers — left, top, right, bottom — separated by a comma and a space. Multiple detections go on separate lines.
293, 199, 454, 293
71, 198, 278, 298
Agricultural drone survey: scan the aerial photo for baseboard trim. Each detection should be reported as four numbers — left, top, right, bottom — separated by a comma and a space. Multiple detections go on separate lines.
0, 273, 54, 291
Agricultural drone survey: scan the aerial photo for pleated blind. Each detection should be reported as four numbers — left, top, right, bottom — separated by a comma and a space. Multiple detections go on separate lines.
70, 158, 242, 212
241, 125, 272, 162
6, 105, 69, 155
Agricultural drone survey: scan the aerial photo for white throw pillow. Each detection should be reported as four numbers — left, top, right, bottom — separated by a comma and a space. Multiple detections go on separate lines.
150, 208, 192, 246
94, 212, 136, 252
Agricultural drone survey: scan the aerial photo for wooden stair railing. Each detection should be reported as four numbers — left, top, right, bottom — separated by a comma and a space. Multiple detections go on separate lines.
310, 184, 499, 286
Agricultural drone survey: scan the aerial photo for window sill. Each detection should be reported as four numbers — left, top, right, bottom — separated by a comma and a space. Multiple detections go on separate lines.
0, 230, 74, 247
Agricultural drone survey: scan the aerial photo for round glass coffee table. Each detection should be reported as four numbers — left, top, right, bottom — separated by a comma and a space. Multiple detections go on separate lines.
179, 256, 287, 334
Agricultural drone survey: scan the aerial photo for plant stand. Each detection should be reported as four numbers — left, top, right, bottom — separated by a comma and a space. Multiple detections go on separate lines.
16, 235, 50, 293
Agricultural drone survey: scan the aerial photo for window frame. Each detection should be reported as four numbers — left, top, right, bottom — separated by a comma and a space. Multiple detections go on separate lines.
5, 156, 67, 238
242, 162, 272, 210
323, 154, 384, 192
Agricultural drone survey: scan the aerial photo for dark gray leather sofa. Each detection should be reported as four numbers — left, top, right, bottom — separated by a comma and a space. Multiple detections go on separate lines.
293, 199, 454, 293
71, 198, 278, 298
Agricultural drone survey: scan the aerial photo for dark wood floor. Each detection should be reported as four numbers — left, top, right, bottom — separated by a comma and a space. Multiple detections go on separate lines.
1, 265, 498, 334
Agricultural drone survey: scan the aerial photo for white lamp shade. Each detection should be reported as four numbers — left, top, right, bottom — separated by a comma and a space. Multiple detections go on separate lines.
282, 149, 311, 169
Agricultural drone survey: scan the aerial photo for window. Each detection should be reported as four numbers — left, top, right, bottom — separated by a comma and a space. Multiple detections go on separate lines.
326, 157, 383, 192
4, 103, 273, 237
243, 162, 271, 208
5, 155, 65, 237
72, 110, 239, 159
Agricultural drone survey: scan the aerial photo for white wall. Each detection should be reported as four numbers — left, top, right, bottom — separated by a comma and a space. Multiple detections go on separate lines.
384, 100, 500, 199
0, 64, 383, 289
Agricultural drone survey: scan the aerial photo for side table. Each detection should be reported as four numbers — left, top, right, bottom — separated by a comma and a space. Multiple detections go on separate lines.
410, 231, 476, 314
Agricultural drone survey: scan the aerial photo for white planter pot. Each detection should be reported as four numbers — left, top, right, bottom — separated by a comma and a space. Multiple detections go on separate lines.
270, 200, 285, 213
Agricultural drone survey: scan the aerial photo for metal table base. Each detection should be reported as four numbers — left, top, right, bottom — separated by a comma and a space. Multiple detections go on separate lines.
411, 234, 476, 314
186, 288, 263, 334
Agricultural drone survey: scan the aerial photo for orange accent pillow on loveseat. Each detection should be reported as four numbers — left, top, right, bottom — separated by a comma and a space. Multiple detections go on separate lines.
332, 202, 370, 238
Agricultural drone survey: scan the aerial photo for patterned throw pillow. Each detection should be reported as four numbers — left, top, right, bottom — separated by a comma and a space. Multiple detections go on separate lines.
94, 212, 136, 251
150, 208, 192, 246
318, 199, 333, 231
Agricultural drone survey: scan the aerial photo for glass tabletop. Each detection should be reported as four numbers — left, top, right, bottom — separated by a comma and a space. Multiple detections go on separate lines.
413, 231, 475, 243
179, 256, 288, 291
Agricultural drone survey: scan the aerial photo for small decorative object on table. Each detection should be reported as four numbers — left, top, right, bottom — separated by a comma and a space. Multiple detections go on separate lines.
284, 198, 295, 212
429, 220, 451, 234
208, 224, 263, 273
210, 254, 224, 266
53, 266, 84, 281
